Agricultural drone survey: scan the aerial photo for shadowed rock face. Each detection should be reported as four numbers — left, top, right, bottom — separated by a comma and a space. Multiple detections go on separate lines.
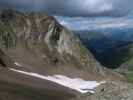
115, 44, 133, 83
111, 43, 133, 73
116, 44, 133, 71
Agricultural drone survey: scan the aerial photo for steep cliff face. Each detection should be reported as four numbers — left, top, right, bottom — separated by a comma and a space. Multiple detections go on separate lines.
0, 9, 106, 77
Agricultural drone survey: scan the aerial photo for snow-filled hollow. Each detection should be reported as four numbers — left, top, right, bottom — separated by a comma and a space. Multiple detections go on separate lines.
9, 68, 106, 94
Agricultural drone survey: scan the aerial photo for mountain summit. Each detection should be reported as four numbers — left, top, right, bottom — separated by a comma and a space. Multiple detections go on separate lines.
0, 9, 105, 75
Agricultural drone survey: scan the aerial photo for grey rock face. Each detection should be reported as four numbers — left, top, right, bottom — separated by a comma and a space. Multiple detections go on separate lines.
0, 9, 105, 75
0, 9, 104, 100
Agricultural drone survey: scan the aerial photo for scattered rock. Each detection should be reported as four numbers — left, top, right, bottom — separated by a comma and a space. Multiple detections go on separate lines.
72, 81, 133, 100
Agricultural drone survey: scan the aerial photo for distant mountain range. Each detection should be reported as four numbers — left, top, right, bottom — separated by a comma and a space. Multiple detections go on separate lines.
75, 30, 133, 68
75, 27, 133, 88
90, 28, 133, 42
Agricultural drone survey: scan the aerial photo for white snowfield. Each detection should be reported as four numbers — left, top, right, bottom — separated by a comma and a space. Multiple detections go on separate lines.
9, 68, 106, 94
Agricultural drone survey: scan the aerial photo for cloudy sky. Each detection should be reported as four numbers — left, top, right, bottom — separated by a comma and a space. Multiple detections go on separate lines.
0, 0, 133, 31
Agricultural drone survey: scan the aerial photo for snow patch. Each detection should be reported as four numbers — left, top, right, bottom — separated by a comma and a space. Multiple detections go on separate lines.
14, 62, 22, 67
9, 68, 106, 94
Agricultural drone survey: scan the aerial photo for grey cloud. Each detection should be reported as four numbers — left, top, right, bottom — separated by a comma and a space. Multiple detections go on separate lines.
0, 0, 132, 17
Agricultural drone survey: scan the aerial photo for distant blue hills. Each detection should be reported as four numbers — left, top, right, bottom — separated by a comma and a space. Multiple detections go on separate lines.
74, 29, 133, 68
98, 28, 133, 41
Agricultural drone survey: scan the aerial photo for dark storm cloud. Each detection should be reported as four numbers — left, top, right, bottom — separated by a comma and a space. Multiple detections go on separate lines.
0, 0, 132, 17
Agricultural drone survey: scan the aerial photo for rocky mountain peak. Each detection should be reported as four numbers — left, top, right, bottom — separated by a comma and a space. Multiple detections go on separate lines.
0, 9, 107, 77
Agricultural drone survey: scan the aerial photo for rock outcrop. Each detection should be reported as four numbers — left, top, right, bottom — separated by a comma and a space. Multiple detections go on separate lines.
72, 81, 133, 100
0, 9, 105, 75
